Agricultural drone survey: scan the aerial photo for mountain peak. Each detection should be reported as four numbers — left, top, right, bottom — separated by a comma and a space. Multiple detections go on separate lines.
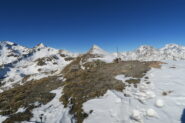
92, 44, 101, 49
88, 44, 107, 55
163, 44, 181, 49
136, 45, 156, 52
0, 41, 16, 46
34, 43, 46, 49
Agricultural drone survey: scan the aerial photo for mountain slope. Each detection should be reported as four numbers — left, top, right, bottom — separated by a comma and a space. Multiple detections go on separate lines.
0, 41, 31, 66
0, 41, 77, 92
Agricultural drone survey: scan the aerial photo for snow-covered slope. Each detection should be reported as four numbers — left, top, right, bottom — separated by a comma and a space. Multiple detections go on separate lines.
0, 41, 77, 92
0, 41, 31, 65
83, 61, 185, 123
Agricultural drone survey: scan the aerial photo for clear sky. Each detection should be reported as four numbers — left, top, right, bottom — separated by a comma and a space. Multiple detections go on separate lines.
0, 0, 185, 52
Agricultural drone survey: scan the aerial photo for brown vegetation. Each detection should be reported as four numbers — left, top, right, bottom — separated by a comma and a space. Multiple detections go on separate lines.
0, 76, 64, 123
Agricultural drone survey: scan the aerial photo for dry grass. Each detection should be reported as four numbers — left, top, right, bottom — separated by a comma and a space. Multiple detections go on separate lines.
35, 55, 59, 66
0, 76, 64, 123
147, 61, 166, 68
64, 57, 74, 61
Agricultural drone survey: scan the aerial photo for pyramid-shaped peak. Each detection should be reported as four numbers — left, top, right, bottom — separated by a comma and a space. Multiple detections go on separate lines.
88, 44, 108, 55
92, 44, 101, 49
34, 43, 46, 49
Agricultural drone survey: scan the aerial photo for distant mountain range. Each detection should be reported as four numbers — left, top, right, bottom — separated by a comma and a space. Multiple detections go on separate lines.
1, 41, 185, 66
119, 44, 185, 61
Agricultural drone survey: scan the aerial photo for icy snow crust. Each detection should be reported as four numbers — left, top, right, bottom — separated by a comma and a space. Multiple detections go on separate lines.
83, 61, 185, 123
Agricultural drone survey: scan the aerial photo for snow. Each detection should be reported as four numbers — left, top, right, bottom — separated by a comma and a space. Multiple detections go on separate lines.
0, 45, 76, 92
119, 44, 185, 61
0, 88, 72, 123
26, 88, 72, 123
115, 74, 156, 102
131, 110, 143, 122
83, 90, 127, 123
89, 45, 107, 55
146, 109, 157, 117
0, 41, 31, 65
87, 45, 116, 63
85, 44, 185, 63
16, 107, 26, 113
115, 74, 132, 82
34, 43, 46, 49
0, 115, 7, 123
83, 61, 185, 123
155, 99, 164, 108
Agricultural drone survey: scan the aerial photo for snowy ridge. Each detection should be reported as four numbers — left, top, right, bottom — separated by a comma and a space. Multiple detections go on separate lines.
0, 41, 31, 65
86, 44, 185, 63
120, 44, 185, 61
0, 41, 77, 92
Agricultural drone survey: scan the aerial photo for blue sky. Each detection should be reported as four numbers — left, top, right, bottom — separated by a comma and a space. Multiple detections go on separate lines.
0, 0, 185, 52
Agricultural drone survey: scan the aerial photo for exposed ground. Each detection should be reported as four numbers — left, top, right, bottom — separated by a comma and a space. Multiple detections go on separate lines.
0, 53, 163, 123
0, 76, 64, 123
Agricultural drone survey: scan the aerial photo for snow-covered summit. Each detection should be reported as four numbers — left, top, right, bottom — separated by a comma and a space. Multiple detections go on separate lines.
87, 45, 116, 63
136, 45, 157, 53
88, 44, 108, 55
0, 41, 31, 65
160, 44, 185, 53
33, 43, 46, 50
